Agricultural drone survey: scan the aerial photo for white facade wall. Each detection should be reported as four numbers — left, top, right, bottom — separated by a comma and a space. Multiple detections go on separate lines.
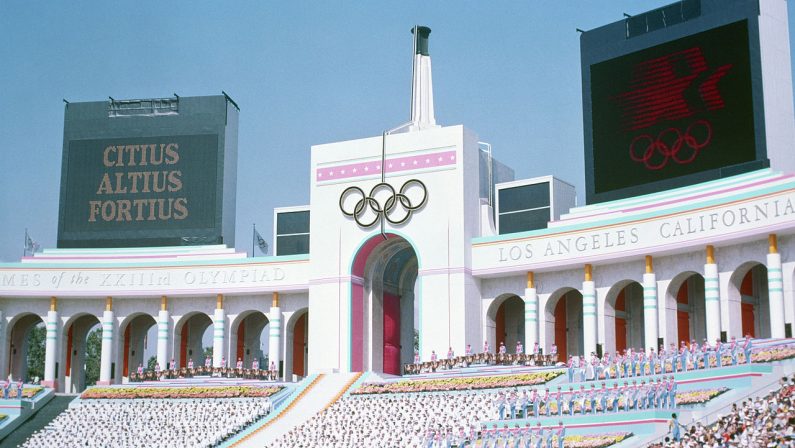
0, 125, 794, 391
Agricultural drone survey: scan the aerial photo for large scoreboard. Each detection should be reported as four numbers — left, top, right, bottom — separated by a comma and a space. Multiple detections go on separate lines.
581, 0, 795, 204
57, 95, 239, 248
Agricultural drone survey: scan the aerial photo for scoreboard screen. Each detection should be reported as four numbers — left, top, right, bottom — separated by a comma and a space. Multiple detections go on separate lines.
57, 95, 238, 248
61, 134, 219, 233
589, 20, 756, 197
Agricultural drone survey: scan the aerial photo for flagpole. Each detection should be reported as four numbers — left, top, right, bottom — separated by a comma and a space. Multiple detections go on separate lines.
252, 223, 256, 257
23, 228, 27, 257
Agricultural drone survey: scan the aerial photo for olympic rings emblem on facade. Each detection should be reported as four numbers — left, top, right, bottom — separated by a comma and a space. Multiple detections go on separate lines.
628, 120, 713, 170
339, 179, 428, 228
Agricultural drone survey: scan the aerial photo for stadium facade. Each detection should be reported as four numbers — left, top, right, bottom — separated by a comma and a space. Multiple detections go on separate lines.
2, 0, 795, 393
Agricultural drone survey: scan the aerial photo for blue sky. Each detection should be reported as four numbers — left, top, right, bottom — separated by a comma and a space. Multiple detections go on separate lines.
1, 1, 794, 261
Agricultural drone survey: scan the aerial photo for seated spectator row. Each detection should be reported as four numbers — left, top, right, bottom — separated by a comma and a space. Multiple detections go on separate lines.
268, 390, 498, 447
493, 377, 679, 419
404, 352, 559, 375
20, 397, 272, 448
128, 366, 279, 382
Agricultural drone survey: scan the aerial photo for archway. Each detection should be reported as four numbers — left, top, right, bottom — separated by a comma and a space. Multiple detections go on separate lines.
174, 313, 212, 368
604, 281, 645, 354
730, 263, 770, 338
119, 314, 157, 379
487, 295, 525, 354
544, 288, 584, 361
6, 313, 45, 383
668, 273, 707, 345
350, 234, 418, 375
230, 311, 269, 368
61, 314, 101, 393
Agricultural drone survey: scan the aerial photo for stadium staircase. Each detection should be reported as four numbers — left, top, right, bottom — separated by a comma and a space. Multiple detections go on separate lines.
0, 395, 75, 448
223, 372, 361, 447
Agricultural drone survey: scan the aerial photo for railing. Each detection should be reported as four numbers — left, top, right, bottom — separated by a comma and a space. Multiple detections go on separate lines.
626, 0, 701, 39
109, 97, 178, 117
645, 364, 785, 445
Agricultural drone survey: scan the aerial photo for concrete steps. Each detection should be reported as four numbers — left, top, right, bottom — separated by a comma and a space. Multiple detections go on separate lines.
225, 372, 361, 447
0, 395, 76, 447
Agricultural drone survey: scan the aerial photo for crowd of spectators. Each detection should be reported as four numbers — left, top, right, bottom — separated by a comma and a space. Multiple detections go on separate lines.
404, 336, 754, 378
563, 336, 753, 384
2, 378, 25, 399
16, 336, 778, 447
269, 390, 498, 447
650, 375, 795, 447
492, 376, 678, 419
20, 397, 272, 448
128, 357, 279, 382
404, 341, 559, 375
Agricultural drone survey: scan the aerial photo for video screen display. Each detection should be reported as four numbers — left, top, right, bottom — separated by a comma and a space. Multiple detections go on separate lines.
590, 20, 756, 195
60, 134, 219, 242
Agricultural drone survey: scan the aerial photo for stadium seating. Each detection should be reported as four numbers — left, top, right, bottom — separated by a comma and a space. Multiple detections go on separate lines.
20, 398, 272, 448
648, 375, 795, 447
13, 338, 795, 447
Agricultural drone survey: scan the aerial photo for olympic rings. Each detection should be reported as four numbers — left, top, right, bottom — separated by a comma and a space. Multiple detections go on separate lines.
339, 179, 428, 228
628, 120, 712, 170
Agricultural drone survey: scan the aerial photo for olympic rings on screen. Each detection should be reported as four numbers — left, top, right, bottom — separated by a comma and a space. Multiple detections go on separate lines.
339, 179, 428, 228
628, 120, 712, 170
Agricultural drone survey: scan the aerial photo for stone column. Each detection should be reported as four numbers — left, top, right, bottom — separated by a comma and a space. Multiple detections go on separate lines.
704, 245, 722, 342
0, 310, 5, 380
213, 294, 226, 367
43, 297, 58, 389
269, 292, 282, 377
582, 264, 597, 356
767, 234, 786, 338
524, 272, 538, 350
98, 297, 114, 385
643, 256, 659, 350
156, 296, 169, 370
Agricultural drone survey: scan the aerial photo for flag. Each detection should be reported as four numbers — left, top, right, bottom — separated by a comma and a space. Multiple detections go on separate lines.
24, 230, 40, 255
254, 229, 269, 254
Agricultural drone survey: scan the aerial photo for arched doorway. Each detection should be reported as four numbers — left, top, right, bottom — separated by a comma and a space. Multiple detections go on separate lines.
174, 313, 212, 368
544, 288, 584, 361
350, 234, 418, 375
6, 313, 45, 383
61, 314, 101, 393
230, 311, 269, 368
488, 295, 525, 355
288, 310, 308, 378
731, 263, 770, 338
669, 273, 707, 345
604, 281, 645, 354
119, 314, 157, 379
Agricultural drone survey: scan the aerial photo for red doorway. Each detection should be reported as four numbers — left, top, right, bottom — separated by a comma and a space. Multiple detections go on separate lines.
741, 303, 755, 337
236, 321, 245, 361
65, 326, 73, 376
740, 271, 755, 337
554, 298, 567, 361
676, 283, 690, 345
123, 325, 131, 376
615, 319, 627, 353
292, 313, 307, 377
614, 291, 627, 353
179, 325, 188, 368
383, 293, 401, 375
677, 311, 690, 345
495, 303, 506, 351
